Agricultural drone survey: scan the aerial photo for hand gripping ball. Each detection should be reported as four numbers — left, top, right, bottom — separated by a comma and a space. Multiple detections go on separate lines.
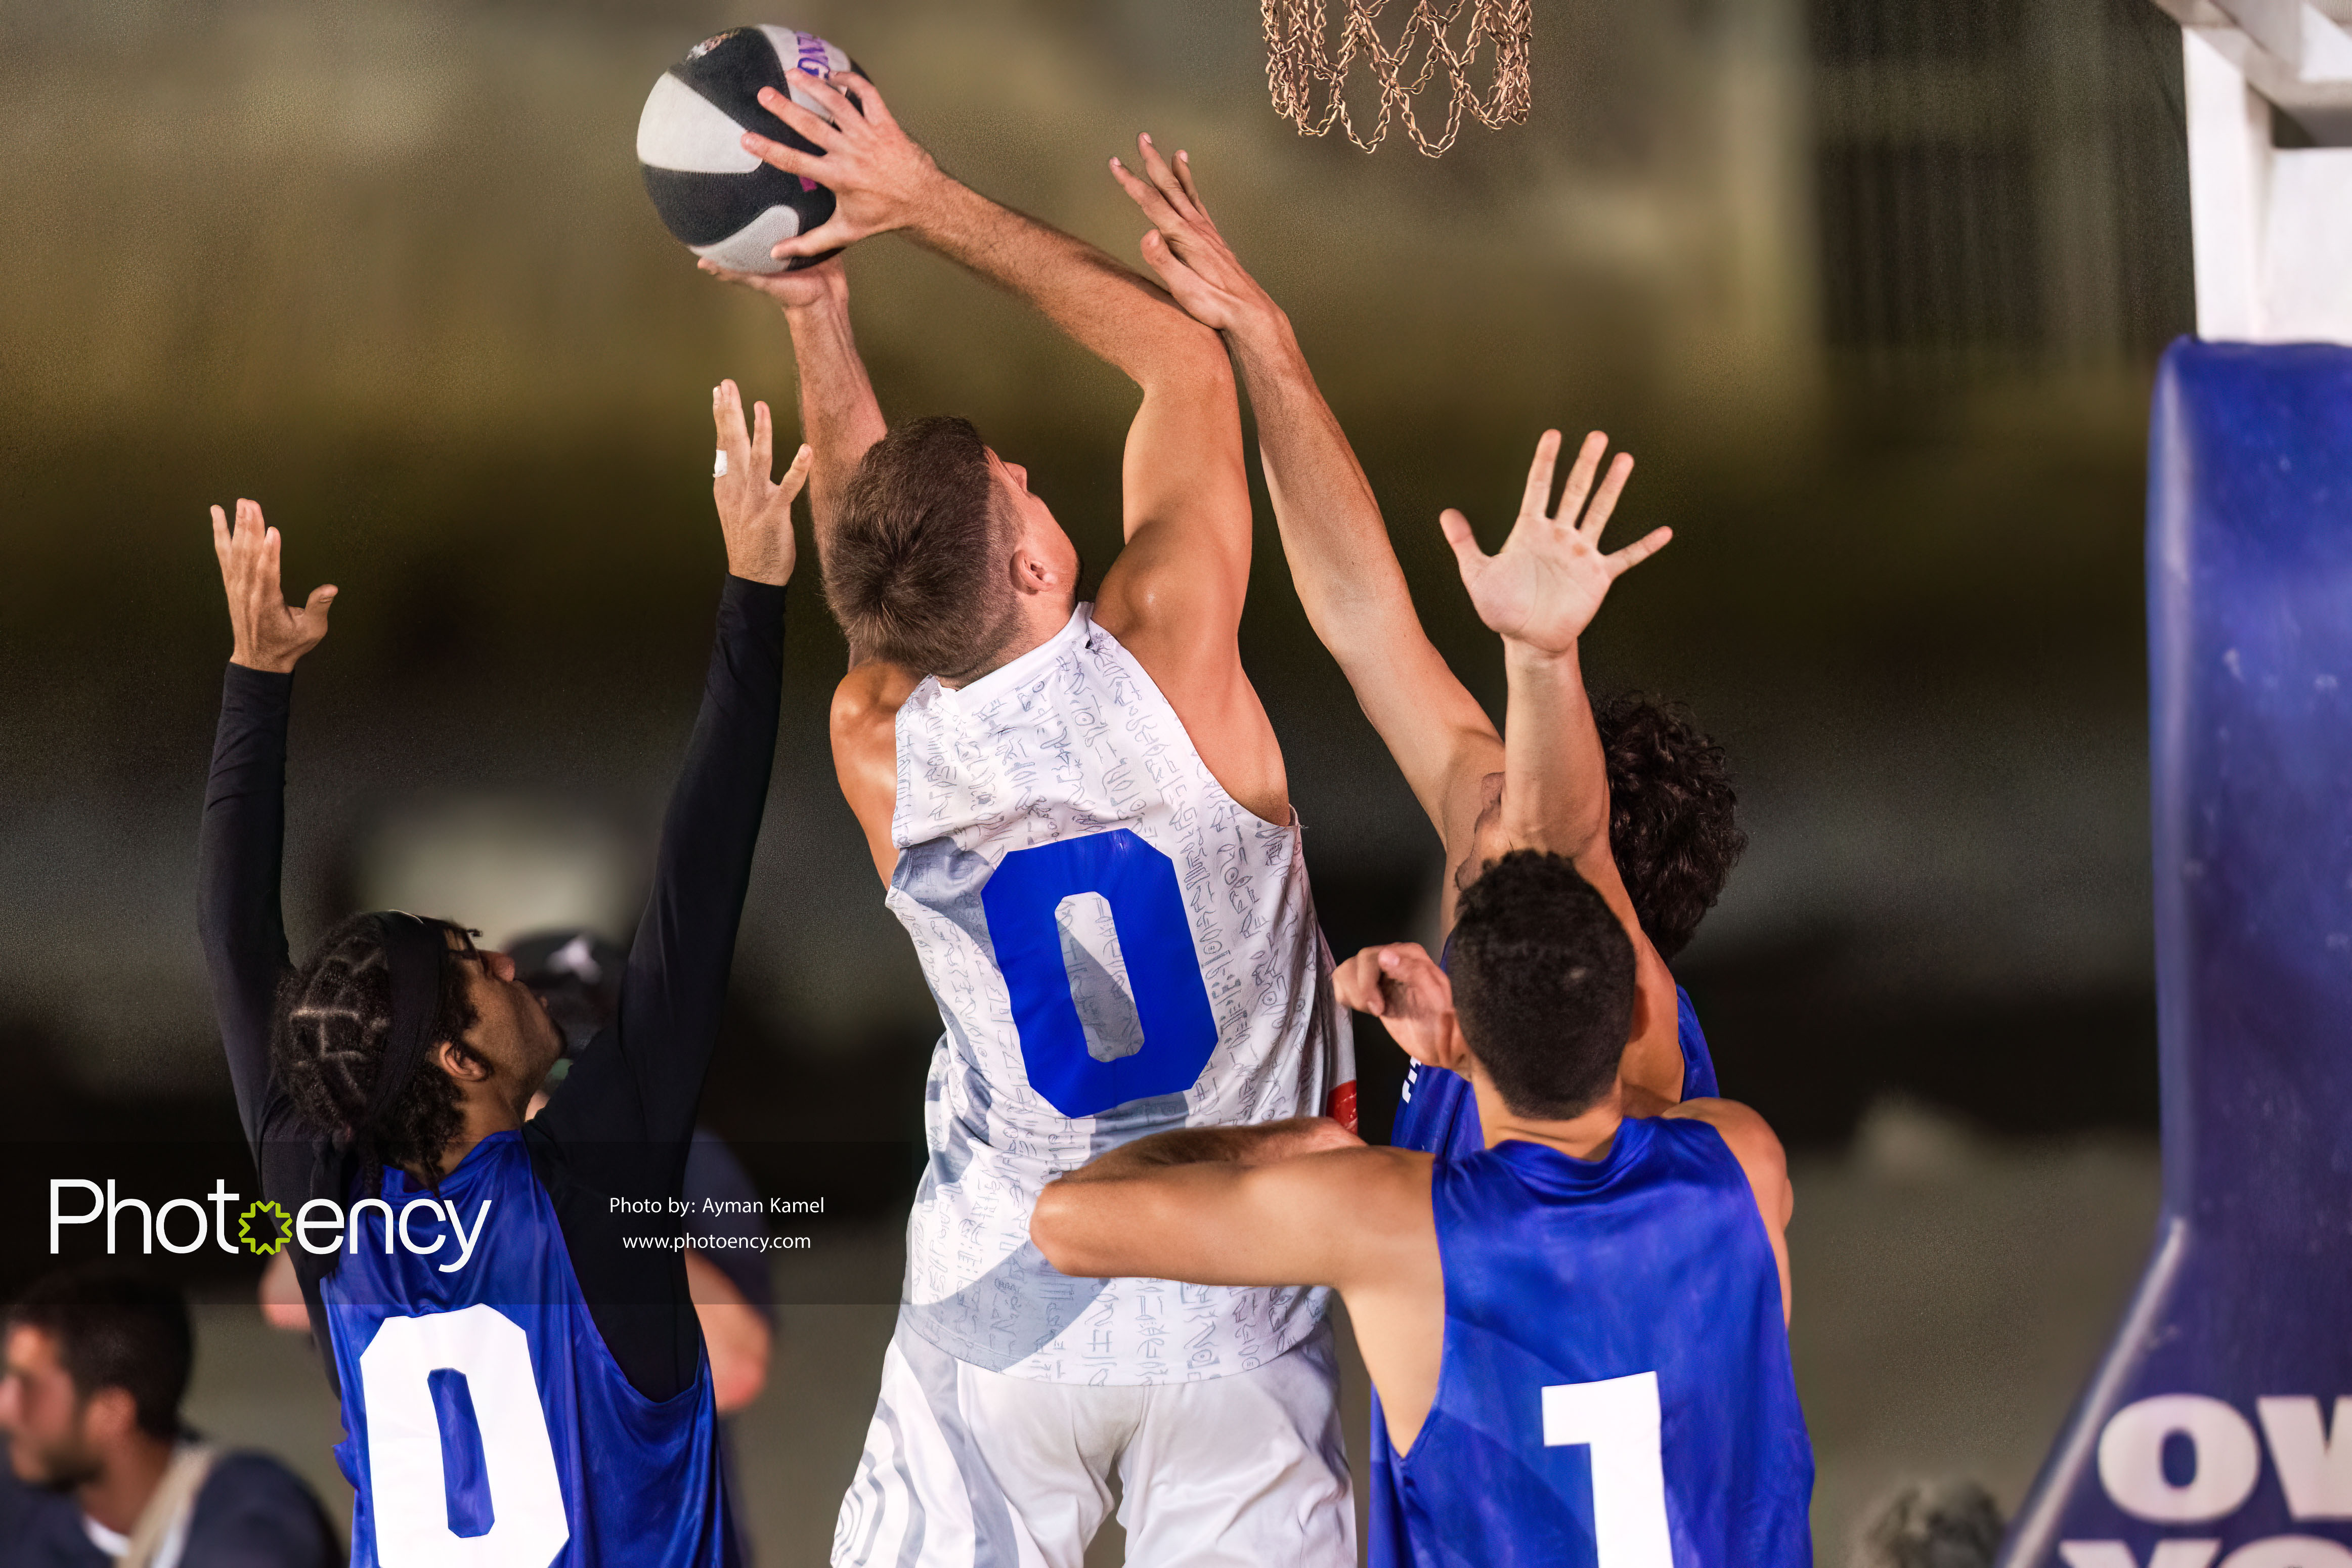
637, 25, 863, 274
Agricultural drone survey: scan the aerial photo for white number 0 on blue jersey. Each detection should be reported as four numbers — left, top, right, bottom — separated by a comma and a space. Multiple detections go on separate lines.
1544, 1371, 1673, 1567
359, 1303, 571, 1567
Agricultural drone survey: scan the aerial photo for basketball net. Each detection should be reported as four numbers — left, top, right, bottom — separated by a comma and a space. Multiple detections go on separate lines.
1262, 0, 1531, 157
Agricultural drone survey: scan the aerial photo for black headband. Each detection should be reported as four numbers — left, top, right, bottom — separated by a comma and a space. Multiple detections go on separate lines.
357, 912, 449, 1142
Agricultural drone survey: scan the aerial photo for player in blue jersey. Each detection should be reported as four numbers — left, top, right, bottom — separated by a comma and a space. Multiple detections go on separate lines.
1106, 142, 1747, 1147
1032, 848, 1811, 1567
196, 384, 808, 1567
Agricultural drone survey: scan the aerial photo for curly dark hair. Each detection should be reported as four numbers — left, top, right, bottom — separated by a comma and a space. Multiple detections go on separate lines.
1596, 692, 1745, 961
1450, 850, 1636, 1118
271, 912, 482, 1193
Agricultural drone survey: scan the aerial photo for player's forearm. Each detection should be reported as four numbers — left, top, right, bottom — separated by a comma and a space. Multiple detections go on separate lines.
1057, 1120, 1319, 1187
1499, 638, 1610, 860
199, 664, 297, 1147
781, 292, 886, 559
910, 177, 1221, 390
1226, 313, 1502, 832
616, 579, 786, 1142
1226, 315, 1417, 641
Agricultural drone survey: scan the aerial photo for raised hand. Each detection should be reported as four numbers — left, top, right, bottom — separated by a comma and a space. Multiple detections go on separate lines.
1106, 136, 1274, 334
739, 71, 944, 265
1440, 431, 1669, 658
697, 252, 848, 312
210, 500, 335, 674
1333, 942, 1462, 1067
712, 379, 811, 587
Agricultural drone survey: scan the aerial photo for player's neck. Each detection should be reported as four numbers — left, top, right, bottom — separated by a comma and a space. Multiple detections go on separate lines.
77, 1428, 176, 1536
935, 598, 1071, 690
414, 1086, 528, 1184
1471, 1074, 1628, 1163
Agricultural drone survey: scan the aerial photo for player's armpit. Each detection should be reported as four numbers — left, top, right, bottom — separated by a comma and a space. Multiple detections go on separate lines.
830, 662, 917, 884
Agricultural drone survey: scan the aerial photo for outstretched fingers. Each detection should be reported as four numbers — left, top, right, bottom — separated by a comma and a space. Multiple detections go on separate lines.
1547, 431, 1609, 531
1518, 430, 1564, 522
1575, 451, 1635, 540
1132, 133, 1198, 223
1605, 525, 1673, 578
713, 380, 753, 478
776, 441, 814, 502
1438, 507, 1492, 582
1170, 148, 1209, 215
1110, 154, 1184, 232
300, 581, 339, 629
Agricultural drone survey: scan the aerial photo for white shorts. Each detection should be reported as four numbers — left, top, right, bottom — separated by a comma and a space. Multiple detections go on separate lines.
831, 1311, 1354, 1568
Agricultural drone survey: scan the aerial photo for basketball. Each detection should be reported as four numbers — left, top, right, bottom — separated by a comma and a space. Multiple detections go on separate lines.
636, 25, 862, 274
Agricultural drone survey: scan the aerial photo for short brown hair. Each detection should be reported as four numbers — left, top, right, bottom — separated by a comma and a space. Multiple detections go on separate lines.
10, 1268, 192, 1440
824, 417, 1021, 679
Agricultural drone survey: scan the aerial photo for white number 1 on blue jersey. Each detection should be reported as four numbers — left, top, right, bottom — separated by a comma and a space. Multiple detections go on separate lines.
1544, 1371, 1673, 1567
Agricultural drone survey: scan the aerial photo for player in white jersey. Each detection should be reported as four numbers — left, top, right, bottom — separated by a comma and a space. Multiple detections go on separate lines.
698, 72, 1356, 1567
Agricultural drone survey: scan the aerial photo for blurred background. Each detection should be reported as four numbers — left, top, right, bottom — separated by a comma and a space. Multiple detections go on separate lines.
0, 0, 2193, 1558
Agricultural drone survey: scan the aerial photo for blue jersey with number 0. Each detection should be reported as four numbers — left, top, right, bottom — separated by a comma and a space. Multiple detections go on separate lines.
1373, 1121, 1811, 1568
323, 1131, 731, 1568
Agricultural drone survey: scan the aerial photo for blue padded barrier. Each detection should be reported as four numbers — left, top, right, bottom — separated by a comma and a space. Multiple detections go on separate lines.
2001, 340, 2352, 1568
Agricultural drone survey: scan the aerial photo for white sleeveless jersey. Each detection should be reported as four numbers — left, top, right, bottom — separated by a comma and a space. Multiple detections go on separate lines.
886, 604, 1353, 1385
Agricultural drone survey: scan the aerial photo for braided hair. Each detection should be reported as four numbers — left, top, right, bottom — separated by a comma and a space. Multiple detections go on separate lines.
271, 912, 483, 1193
1596, 693, 1746, 962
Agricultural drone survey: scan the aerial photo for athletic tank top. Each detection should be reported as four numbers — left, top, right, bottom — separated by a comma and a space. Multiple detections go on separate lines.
324, 1131, 731, 1568
888, 603, 1354, 1383
1372, 1122, 1812, 1568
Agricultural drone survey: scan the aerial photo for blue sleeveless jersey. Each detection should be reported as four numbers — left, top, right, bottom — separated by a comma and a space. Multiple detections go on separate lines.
1372, 1121, 1811, 1568
1392, 983, 1717, 1159
322, 1131, 732, 1568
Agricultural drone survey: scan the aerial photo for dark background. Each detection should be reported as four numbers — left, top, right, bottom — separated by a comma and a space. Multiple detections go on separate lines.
1, 0, 2189, 1192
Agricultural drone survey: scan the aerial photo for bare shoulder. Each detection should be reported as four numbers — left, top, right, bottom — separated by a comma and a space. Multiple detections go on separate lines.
830, 661, 921, 882
830, 662, 917, 752
1662, 1098, 1792, 1221
1663, 1097, 1783, 1164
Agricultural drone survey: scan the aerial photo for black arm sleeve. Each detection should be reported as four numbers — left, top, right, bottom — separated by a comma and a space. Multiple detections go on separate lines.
197, 665, 301, 1163
527, 576, 787, 1402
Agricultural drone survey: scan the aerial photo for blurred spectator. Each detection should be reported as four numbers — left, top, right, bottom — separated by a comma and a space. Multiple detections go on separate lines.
1854, 1478, 2006, 1568
2, 1267, 335, 1568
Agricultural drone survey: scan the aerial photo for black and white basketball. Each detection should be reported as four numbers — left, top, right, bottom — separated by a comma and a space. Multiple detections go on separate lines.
637, 26, 862, 274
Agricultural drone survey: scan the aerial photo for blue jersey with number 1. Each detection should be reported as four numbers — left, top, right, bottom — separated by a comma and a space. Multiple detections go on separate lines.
323, 1131, 731, 1568
1375, 1121, 1812, 1567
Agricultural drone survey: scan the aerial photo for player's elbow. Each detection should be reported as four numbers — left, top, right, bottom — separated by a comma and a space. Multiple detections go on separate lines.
707, 1316, 772, 1415
1029, 1181, 1117, 1279
1141, 321, 1234, 399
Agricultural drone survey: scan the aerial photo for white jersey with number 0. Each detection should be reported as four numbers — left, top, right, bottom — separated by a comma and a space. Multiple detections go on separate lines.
885, 603, 1353, 1385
